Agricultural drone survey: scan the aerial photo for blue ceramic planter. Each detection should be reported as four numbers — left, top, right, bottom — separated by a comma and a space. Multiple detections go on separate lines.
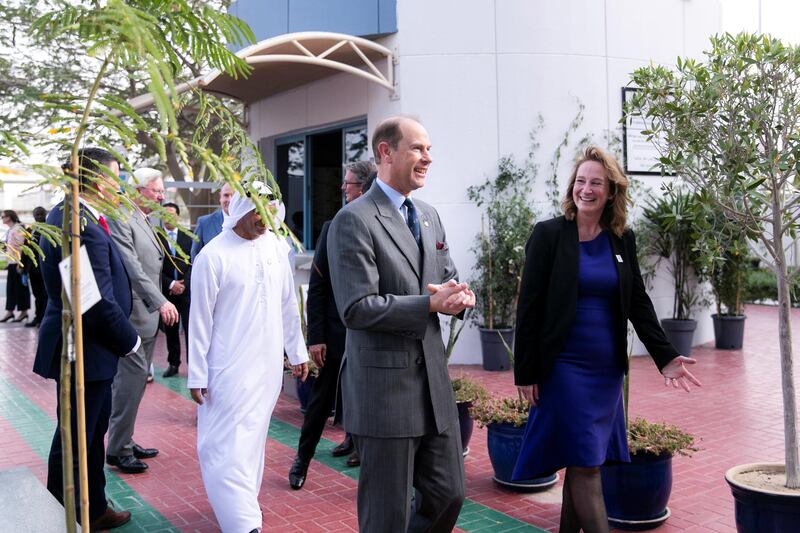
486, 422, 558, 491
601, 452, 673, 530
726, 463, 800, 533
457, 401, 474, 456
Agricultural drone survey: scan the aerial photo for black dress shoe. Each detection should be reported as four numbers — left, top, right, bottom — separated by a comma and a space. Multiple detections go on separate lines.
288, 456, 309, 490
331, 436, 353, 457
24, 319, 40, 328
346, 451, 361, 467
132, 444, 159, 459
106, 454, 148, 473
89, 506, 131, 531
162, 365, 179, 378
0, 313, 13, 323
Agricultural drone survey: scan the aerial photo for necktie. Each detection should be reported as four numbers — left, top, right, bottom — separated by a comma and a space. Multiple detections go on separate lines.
168, 231, 178, 280
403, 198, 421, 248
98, 216, 110, 236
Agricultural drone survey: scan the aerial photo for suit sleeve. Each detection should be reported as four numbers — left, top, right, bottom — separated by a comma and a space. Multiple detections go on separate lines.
107, 215, 167, 312
81, 228, 139, 355
190, 219, 204, 261
306, 222, 330, 346
328, 209, 430, 338
513, 222, 553, 386
626, 229, 679, 370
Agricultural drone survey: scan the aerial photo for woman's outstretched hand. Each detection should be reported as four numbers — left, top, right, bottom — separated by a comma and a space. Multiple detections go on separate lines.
661, 356, 702, 392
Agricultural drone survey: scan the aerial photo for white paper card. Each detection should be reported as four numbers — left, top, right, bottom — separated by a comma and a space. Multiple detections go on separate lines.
616, 254, 624, 263
59, 245, 102, 314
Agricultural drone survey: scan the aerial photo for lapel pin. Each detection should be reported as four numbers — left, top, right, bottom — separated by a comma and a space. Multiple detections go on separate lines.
616, 254, 623, 263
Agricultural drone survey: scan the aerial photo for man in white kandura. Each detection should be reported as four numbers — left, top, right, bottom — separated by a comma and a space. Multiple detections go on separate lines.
188, 186, 309, 533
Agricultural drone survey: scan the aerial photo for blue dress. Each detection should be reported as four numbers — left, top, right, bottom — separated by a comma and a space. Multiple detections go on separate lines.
512, 231, 629, 480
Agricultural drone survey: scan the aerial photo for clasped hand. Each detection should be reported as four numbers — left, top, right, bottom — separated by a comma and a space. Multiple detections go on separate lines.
427, 279, 476, 315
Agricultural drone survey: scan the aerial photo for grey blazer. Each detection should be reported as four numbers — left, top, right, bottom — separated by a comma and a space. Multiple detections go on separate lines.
328, 184, 460, 438
107, 207, 166, 338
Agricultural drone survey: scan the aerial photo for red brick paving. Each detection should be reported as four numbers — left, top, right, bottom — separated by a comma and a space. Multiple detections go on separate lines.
0, 303, 797, 531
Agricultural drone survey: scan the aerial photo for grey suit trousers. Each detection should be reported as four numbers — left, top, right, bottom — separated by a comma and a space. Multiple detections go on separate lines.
106, 333, 157, 456
353, 423, 465, 533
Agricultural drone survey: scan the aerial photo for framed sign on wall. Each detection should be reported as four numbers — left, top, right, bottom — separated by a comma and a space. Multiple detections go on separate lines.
621, 87, 675, 176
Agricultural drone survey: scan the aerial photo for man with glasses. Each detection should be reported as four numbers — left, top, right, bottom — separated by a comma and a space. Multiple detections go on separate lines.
106, 167, 179, 474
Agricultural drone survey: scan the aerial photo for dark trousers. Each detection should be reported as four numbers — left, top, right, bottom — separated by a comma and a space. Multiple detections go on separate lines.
5, 265, 30, 312
353, 423, 465, 533
29, 266, 47, 322
47, 377, 112, 523
164, 296, 189, 367
297, 355, 342, 462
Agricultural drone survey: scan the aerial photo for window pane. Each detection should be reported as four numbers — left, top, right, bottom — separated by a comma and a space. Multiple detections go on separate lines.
345, 126, 369, 163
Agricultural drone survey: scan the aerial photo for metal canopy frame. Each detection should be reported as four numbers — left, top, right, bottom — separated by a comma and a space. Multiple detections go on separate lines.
127, 31, 394, 111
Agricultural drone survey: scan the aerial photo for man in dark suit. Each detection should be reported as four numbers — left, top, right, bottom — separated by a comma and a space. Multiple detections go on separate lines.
190, 182, 232, 261
23, 206, 48, 328
158, 202, 192, 378
327, 117, 475, 532
288, 160, 376, 490
33, 148, 140, 531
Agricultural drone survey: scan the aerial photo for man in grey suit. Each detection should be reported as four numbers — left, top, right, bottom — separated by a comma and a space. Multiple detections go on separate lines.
106, 167, 179, 473
328, 117, 475, 532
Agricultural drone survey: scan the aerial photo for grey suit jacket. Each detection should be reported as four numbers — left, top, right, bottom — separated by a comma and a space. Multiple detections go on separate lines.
108, 207, 166, 338
328, 184, 460, 438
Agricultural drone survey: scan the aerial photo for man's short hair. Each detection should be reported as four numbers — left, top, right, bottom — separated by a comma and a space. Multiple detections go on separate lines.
62, 147, 117, 187
345, 160, 377, 187
130, 167, 162, 188
372, 117, 405, 164
163, 202, 180, 215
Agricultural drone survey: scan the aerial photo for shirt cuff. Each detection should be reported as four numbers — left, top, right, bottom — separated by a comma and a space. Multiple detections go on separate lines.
168, 280, 176, 290
127, 336, 142, 357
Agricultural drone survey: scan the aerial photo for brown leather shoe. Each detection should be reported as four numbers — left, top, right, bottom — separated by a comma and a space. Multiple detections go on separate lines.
90, 506, 131, 531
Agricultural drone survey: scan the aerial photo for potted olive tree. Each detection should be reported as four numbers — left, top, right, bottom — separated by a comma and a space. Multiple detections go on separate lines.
467, 157, 536, 371
631, 32, 800, 530
636, 188, 702, 356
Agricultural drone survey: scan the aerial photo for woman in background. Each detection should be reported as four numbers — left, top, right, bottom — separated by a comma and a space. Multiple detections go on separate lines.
512, 146, 701, 532
2, 209, 30, 322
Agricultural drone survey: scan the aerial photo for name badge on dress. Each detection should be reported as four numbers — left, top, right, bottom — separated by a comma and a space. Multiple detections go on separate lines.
615, 254, 623, 263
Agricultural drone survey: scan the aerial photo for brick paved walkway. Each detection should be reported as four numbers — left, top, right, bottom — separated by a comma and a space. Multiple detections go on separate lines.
0, 303, 795, 532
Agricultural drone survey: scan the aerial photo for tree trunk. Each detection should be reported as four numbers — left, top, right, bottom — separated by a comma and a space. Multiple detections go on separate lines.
774, 219, 800, 488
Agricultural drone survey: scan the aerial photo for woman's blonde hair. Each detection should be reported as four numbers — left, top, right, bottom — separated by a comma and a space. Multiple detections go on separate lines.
561, 146, 630, 237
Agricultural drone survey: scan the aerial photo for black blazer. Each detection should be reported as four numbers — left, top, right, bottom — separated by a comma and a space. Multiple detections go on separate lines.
513, 216, 679, 386
33, 203, 139, 381
307, 220, 346, 359
158, 229, 193, 304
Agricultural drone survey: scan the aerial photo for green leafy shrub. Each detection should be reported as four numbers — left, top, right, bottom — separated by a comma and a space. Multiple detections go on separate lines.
450, 375, 488, 404
469, 395, 529, 428
627, 418, 698, 457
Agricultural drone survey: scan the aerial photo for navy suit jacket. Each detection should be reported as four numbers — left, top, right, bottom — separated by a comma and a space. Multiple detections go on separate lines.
190, 210, 223, 261
33, 202, 139, 382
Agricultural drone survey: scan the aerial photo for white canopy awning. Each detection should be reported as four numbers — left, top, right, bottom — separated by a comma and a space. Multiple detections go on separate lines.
128, 31, 394, 111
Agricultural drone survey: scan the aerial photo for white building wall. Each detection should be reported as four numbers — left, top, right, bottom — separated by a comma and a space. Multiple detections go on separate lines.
248, 0, 722, 364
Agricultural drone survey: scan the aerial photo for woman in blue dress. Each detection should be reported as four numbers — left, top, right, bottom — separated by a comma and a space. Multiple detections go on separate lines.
512, 146, 702, 532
